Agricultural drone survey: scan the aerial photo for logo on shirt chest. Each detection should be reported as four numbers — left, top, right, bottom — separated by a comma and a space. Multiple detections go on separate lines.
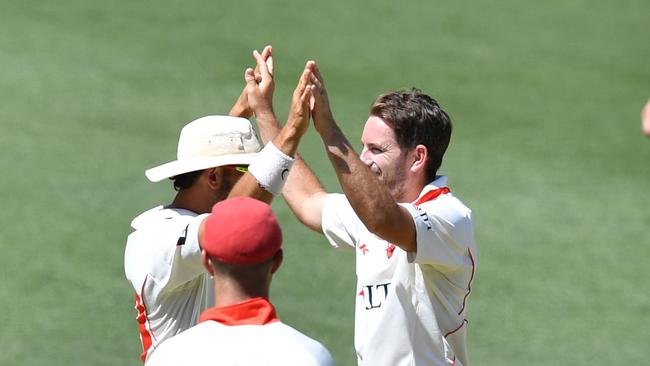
358, 282, 391, 310
357, 242, 398, 259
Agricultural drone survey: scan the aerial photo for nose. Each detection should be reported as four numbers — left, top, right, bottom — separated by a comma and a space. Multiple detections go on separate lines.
359, 147, 372, 167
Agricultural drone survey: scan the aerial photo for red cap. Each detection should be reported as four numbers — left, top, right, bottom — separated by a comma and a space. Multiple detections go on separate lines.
202, 197, 282, 265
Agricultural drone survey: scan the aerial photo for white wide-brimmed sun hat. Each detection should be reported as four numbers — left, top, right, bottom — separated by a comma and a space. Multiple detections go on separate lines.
145, 115, 262, 182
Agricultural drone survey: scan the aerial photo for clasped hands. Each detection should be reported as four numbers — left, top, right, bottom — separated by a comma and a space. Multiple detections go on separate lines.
239, 45, 336, 137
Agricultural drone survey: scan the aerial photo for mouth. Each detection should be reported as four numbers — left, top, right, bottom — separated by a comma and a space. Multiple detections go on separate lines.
369, 164, 381, 177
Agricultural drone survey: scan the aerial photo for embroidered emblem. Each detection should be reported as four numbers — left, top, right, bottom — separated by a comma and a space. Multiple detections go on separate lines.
386, 243, 396, 259
359, 243, 369, 255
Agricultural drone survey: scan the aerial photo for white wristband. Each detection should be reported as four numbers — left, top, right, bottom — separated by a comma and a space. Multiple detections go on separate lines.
248, 142, 295, 196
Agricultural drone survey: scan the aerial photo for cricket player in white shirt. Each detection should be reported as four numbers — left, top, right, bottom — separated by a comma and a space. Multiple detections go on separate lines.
124, 46, 316, 363
250, 52, 477, 365
146, 197, 334, 366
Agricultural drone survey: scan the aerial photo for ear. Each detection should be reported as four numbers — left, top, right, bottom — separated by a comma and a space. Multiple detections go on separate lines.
270, 249, 283, 274
205, 167, 222, 191
201, 249, 215, 277
410, 144, 428, 174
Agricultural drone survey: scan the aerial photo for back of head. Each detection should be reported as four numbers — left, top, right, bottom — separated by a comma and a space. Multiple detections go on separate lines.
201, 197, 283, 291
203, 197, 282, 265
370, 88, 452, 182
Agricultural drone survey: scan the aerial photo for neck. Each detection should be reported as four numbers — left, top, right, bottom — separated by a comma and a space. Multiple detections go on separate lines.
169, 188, 215, 214
213, 279, 270, 308
394, 177, 428, 203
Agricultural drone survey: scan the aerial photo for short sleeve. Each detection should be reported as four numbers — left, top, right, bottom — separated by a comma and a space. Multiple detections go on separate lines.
401, 195, 475, 271
125, 210, 209, 295
320, 193, 362, 251
160, 213, 210, 287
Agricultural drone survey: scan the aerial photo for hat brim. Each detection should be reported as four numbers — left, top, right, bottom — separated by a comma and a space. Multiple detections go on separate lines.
145, 152, 260, 182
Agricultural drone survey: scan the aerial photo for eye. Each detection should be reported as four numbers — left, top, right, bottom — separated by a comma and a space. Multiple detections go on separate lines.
362, 143, 383, 154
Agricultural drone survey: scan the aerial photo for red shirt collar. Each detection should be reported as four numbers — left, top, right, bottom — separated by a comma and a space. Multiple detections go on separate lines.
199, 297, 280, 326
413, 186, 450, 206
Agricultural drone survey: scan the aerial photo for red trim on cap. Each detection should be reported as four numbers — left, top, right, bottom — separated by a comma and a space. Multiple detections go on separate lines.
134, 277, 156, 363
413, 187, 450, 207
199, 297, 280, 326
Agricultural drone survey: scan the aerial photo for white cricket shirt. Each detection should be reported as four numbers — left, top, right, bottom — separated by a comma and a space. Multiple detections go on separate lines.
146, 297, 335, 366
321, 176, 476, 366
124, 206, 212, 363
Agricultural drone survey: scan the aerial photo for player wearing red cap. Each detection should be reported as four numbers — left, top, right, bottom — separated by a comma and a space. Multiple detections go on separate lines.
146, 197, 334, 366
124, 47, 316, 363
251, 54, 477, 365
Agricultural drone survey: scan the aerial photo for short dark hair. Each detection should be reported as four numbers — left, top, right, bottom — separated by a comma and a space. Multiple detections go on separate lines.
370, 88, 452, 181
170, 169, 204, 191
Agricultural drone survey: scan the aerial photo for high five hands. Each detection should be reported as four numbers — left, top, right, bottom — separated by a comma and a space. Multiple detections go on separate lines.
240, 45, 336, 136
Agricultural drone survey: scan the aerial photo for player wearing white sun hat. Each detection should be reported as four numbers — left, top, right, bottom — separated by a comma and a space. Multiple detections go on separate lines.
124, 46, 315, 363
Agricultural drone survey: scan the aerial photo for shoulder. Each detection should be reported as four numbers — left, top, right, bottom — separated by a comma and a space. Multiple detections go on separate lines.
130, 206, 199, 230
420, 193, 472, 220
264, 323, 335, 365
149, 321, 212, 359
410, 177, 473, 224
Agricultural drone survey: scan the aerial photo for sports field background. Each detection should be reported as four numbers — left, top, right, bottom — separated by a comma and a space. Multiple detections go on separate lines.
1, 1, 648, 365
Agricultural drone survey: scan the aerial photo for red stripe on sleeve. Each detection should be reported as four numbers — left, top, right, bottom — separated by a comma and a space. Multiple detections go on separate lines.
134, 279, 155, 363
458, 249, 476, 315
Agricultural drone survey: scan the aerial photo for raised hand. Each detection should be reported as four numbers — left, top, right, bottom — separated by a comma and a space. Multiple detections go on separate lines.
244, 46, 275, 119
306, 61, 336, 133
230, 45, 273, 118
286, 64, 315, 140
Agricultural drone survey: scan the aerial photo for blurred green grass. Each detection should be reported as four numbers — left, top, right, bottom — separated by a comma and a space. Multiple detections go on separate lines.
1, 0, 648, 365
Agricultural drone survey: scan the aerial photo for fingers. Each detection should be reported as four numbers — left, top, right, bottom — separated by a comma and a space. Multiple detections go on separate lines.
304, 61, 326, 100
260, 45, 274, 75
309, 61, 324, 85
244, 68, 256, 82
244, 68, 258, 90
301, 84, 314, 107
253, 49, 272, 83
260, 45, 272, 60
267, 55, 274, 76
293, 66, 311, 98
253, 45, 272, 82
309, 93, 316, 112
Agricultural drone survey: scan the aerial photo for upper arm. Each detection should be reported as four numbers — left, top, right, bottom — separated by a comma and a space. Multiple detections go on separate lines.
404, 198, 476, 269
287, 190, 327, 233
364, 204, 417, 252
281, 155, 328, 233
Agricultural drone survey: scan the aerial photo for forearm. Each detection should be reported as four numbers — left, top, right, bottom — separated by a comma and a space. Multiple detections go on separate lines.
255, 108, 303, 158
229, 89, 253, 119
256, 110, 327, 231
227, 173, 274, 203
282, 154, 327, 233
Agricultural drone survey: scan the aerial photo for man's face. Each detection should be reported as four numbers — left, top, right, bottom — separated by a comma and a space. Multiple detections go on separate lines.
360, 116, 411, 201
214, 165, 248, 202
